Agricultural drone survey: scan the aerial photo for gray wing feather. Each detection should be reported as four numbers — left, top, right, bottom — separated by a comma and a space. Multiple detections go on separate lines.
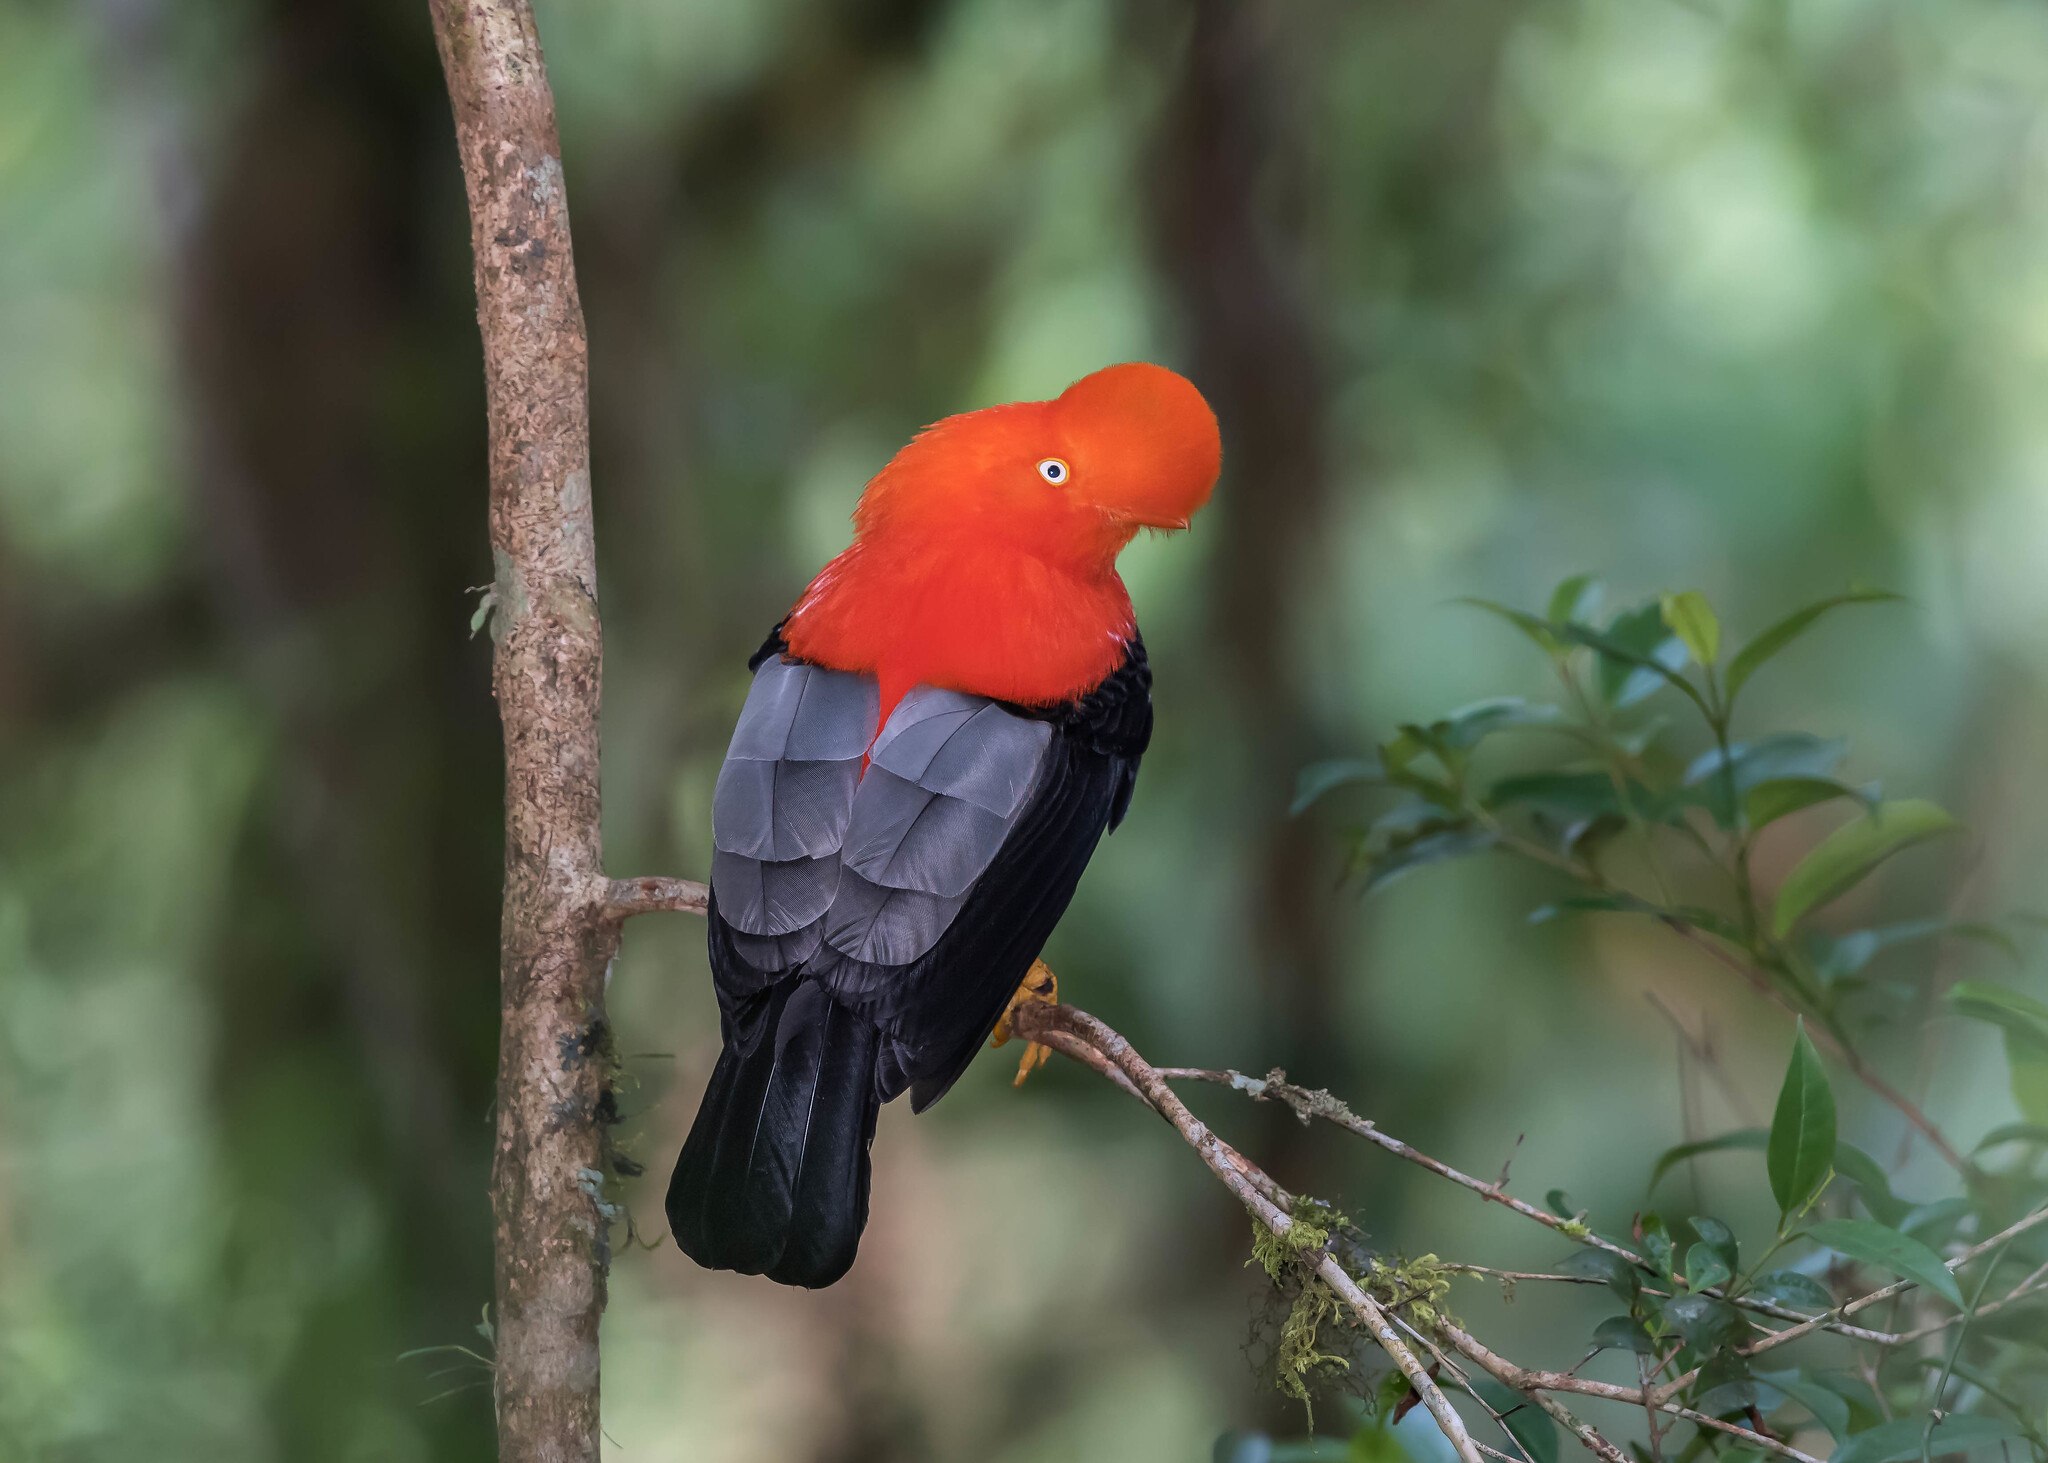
728, 920, 825, 971
711, 848, 840, 936
820, 687, 1053, 966
822, 870, 970, 967
870, 697, 1050, 815
726, 656, 877, 762
713, 657, 876, 862
840, 768, 1012, 897
710, 656, 876, 969
713, 756, 861, 861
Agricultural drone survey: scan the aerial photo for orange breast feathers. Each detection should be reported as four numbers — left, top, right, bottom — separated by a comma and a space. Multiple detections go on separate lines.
783, 362, 1221, 718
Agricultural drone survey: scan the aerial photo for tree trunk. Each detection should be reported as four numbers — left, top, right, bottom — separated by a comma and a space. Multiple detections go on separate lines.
427, 4, 616, 1458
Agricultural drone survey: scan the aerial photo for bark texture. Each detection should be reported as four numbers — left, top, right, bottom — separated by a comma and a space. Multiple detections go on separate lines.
426, 4, 614, 1459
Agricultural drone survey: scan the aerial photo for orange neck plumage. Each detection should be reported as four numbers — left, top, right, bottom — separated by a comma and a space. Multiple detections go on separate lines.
781, 362, 1220, 730
783, 533, 1135, 726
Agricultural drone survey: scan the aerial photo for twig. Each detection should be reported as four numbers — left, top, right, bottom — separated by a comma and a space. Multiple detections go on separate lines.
1440, 1321, 1826, 1463
1663, 923, 1970, 1174
1153, 1065, 1647, 1269
1433, 1322, 1634, 1463
602, 875, 710, 921
1154, 1064, 1890, 1338
1015, 1003, 1489, 1463
1889, 1263, 2048, 1345
1654, 1204, 2048, 1403
1646, 990, 1759, 1129
1481, 819, 1969, 1175
612, 881, 1999, 1446
1637, 1353, 1667, 1463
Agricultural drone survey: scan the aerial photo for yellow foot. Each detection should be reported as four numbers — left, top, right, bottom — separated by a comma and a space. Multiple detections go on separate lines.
989, 960, 1058, 1087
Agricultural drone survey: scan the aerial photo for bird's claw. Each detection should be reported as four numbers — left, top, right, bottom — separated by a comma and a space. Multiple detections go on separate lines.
989, 960, 1058, 1087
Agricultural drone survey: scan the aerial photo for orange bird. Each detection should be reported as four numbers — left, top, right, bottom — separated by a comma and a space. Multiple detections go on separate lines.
667, 363, 1221, 1286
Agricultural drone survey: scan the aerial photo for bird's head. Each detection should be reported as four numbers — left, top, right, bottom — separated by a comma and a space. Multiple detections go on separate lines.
853, 362, 1221, 571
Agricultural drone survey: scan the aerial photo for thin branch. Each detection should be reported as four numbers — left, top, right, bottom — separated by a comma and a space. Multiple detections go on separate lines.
1888, 1264, 2048, 1345
602, 875, 710, 920
1015, 1003, 1488, 1463
1033, 1004, 1850, 1463
1654, 1204, 2048, 1403
1152, 1065, 1646, 1268
624, 883, 2009, 1441
1663, 923, 1970, 1174
1483, 817, 1969, 1176
1154, 1063, 1888, 1338
1439, 1321, 1825, 1463
1646, 990, 1759, 1129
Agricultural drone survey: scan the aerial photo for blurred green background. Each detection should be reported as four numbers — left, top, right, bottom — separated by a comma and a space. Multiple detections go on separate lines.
6, 0, 2048, 1458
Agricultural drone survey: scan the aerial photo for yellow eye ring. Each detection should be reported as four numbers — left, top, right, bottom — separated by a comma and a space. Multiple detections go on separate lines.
1037, 458, 1070, 485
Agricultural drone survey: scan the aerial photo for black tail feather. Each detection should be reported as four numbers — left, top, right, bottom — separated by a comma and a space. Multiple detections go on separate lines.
667, 977, 882, 1288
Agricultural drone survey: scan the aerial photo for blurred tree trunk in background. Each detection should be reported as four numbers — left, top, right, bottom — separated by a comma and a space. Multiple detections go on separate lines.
153, 0, 500, 1455
1151, 0, 1344, 1164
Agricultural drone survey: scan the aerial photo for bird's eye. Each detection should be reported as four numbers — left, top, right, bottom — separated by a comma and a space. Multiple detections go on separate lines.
1037, 458, 1069, 485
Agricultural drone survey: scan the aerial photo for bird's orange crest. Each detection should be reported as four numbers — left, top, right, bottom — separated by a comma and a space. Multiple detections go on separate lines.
785, 363, 1220, 718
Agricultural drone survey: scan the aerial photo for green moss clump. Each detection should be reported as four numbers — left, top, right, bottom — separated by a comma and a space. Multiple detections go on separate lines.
1249, 1198, 1352, 1428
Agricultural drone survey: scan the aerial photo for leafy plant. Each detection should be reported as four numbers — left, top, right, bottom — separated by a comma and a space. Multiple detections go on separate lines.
1286, 578, 2048, 1463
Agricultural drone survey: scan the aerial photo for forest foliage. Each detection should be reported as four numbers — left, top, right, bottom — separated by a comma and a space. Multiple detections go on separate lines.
1257, 581, 2048, 1463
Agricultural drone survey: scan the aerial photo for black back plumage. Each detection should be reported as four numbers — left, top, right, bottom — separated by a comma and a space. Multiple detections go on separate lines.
667, 627, 1151, 1287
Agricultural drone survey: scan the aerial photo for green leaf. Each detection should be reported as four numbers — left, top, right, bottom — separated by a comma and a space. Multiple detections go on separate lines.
1684, 1243, 1733, 1293
1973, 1122, 2048, 1153
1745, 777, 1866, 831
1947, 981, 2048, 1046
1770, 800, 1962, 938
1359, 825, 1497, 893
1559, 1247, 1640, 1299
1686, 734, 1849, 791
1458, 597, 1561, 655
1486, 772, 1673, 854
1947, 984, 2048, 1122
1562, 606, 1700, 713
1487, 771, 1627, 821
1752, 1270, 1834, 1311
1368, 801, 1460, 841
1760, 1370, 1851, 1442
1528, 891, 1665, 925
1439, 697, 1563, 750
1590, 1316, 1654, 1355
1660, 1292, 1746, 1351
2007, 1030, 2048, 1126
1694, 1353, 1766, 1416
1898, 1197, 1973, 1245
1649, 1129, 1767, 1191
1768, 1022, 1837, 1218
1291, 759, 1379, 815
1724, 589, 1904, 709
1830, 1414, 2023, 1463
1660, 590, 1721, 667
1817, 922, 2018, 986
1690, 1216, 1738, 1268
1829, 1142, 1908, 1227
1803, 1218, 1962, 1307
1685, 734, 1851, 828
1638, 1213, 1675, 1277
1548, 574, 1603, 626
